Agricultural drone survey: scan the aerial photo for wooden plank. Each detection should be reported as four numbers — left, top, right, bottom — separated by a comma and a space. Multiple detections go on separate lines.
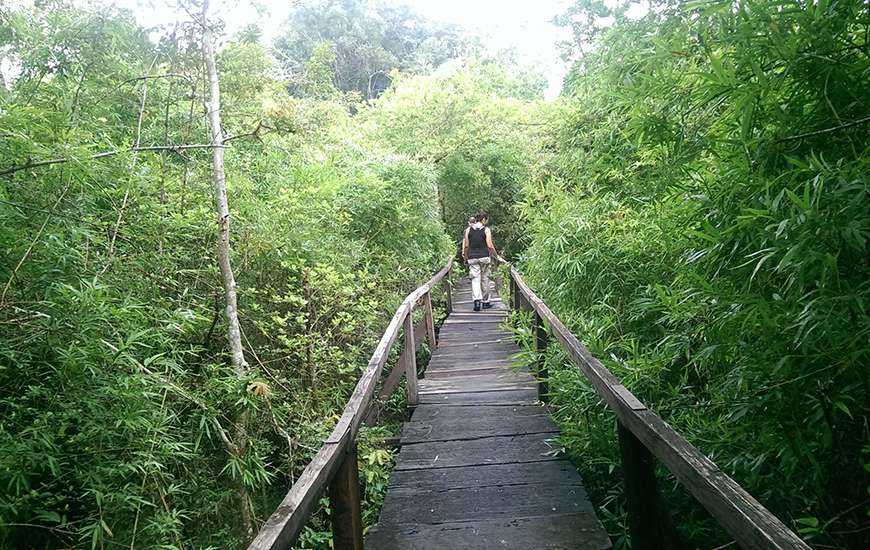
394, 432, 562, 470
402, 414, 557, 444
427, 342, 518, 356
419, 371, 533, 390
409, 404, 548, 423
509, 268, 810, 550
328, 444, 364, 550
404, 311, 419, 406
441, 318, 507, 325
418, 388, 539, 405
387, 459, 583, 491
425, 357, 524, 372
436, 331, 514, 341
425, 365, 521, 378
453, 298, 505, 305
436, 338, 510, 348
378, 481, 593, 524
367, 513, 612, 550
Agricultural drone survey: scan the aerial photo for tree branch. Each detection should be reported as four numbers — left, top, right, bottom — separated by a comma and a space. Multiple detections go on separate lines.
777, 115, 870, 143
0, 144, 228, 177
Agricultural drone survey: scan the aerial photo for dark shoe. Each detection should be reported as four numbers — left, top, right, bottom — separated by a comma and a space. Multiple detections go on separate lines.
482, 302, 493, 309
473, 300, 481, 311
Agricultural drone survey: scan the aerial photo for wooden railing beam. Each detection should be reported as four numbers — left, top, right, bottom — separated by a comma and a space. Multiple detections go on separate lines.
508, 267, 811, 550
249, 257, 452, 550
248, 436, 349, 550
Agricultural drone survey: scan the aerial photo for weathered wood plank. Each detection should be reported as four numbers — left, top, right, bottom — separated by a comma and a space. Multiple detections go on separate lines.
378, 481, 593, 524
426, 343, 519, 359
367, 513, 612, 550
418, 388, 539, 405
394, 432, 562, 470
409, 403, 548, 422
435, 337, 510, 348
425, 365, 521, 378
386, 459, 583, 491
426, 356, 523, 370
402, 414, 557, 443
418, 372, 534, 392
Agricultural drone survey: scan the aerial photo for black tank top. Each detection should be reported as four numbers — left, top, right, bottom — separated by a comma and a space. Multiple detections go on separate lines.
467, 227, 489, 259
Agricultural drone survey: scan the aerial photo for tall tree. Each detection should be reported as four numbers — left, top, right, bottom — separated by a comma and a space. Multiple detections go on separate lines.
201, 0, 253, 536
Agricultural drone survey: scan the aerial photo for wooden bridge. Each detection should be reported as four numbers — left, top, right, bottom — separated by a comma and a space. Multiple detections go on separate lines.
249, 258, 810, 550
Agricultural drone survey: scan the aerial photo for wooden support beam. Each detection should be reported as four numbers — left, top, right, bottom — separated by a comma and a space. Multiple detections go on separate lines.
444, 277, 453, 314
403, 311, 419, 406
423, 290, 437, 350
617, 421, 682, 550
363, 318, 426, 426
328, 443, 364, 550
533, 311, 549, 403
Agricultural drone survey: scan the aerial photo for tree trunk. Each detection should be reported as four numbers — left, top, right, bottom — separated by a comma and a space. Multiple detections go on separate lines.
201, 0, 253, 537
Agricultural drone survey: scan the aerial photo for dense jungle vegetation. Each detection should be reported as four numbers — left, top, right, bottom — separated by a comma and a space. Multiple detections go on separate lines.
1, 0, 867, 549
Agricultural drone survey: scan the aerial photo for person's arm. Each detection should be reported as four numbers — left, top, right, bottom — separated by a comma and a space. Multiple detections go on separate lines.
485, 227, 498, 258
462, 227, 470, 260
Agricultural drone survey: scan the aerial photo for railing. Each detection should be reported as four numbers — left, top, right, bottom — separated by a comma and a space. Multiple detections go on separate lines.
249, 258, 453, 550
508, 267, 810, 550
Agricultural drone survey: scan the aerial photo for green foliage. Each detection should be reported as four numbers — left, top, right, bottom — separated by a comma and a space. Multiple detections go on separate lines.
275, 0, 466, 99
0, 2, 450, 548
5, 0, 865, 549
519, 0, 870, 547
366, 61, 548, 255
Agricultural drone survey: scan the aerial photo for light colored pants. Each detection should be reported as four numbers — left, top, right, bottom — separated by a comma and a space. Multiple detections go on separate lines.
468, 257, 492, 302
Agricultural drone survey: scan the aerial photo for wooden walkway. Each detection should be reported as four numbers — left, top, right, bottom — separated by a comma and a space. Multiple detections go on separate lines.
367, 278, 612, 550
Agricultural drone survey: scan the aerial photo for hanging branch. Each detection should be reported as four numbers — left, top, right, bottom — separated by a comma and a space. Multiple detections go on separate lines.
777, 115, 870, 142
0, 144, 228, 177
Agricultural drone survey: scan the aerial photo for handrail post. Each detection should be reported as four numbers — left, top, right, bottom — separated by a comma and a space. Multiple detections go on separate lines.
403, 310, 419, 406
617, 421, 682, 550
423, 290, 437, 350
328, 442, 364, 550
533, 311, 549, 403
444, 277, 453, 314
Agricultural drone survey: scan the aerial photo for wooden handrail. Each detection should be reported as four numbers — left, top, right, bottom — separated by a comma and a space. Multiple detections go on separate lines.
249, 257, 453, 550
508, 267, 809, 550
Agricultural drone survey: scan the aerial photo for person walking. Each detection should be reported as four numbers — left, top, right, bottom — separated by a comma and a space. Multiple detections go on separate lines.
462, 210, 499, 311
